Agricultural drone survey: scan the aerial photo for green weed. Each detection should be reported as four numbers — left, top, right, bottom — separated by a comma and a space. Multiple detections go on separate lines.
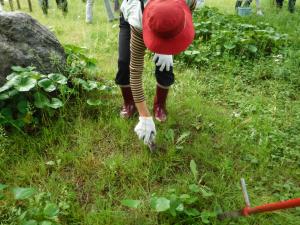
177, 7, 289, 66
0, 0, 299, 224
0, 45, 112, 131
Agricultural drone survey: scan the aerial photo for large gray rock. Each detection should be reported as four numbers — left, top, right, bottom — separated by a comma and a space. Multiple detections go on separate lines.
0, 12, 66, 85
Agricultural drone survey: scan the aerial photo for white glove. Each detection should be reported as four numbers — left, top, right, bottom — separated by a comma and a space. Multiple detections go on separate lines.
257, 10, 263, 16
134, 117, 156, 145
153, 54, 173, 72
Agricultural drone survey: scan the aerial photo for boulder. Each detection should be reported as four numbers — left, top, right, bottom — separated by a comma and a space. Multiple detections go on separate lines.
0, 11, 66, 85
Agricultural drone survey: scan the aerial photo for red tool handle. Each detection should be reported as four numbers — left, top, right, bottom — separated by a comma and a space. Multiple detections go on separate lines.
242, 198, 300, 216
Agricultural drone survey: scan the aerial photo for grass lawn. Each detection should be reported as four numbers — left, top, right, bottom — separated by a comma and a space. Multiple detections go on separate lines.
0, 0, 299, 224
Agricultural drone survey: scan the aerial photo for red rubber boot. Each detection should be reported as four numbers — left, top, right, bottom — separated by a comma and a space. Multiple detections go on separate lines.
153, 85, 169, 122
120, 87, 137, 119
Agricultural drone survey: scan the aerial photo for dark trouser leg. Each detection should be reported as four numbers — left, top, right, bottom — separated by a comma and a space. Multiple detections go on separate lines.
243, 0, 252, 7
234, 0, 253, 8
104, 0, 115, 22
61, 0, 68, 13
114, 0, 119, 12
235, 0, 243, 9
288, 0, 296, 12
41, 0, 49, 14
115, 14, 136, 118
115, 14, 131, 86
276, 0, 284, 8
155, 65, 175, 88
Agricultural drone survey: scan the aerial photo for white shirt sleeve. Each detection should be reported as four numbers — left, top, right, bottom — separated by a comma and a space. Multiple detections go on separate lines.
120, 0, 143, 29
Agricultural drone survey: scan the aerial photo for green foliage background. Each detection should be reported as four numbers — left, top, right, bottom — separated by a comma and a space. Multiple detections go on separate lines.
0, 0, 299, 224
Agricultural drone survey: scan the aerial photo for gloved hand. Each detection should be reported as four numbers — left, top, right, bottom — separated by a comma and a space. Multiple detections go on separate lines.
153, 54, 173, 72
134, 117, 156, 145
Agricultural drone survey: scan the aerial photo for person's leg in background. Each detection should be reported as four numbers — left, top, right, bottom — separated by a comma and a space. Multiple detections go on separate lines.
115, 14, 137, 118
235, 0, 243, 9
56, 0, 68, 14
243, 0, 252, 7
255, 0, 263, 15
153, 63, 175, 122
288, 0, 296, 12
45, 0, 49, 11
114, 0, 120, 12
276, 0, 284, 8
39, 0, 49, 14
104, 0, 116, 22
0, 0, 3, 11
86, 0, 93, 23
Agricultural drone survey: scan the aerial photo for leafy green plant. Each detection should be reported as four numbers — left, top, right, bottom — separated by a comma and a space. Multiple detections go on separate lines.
0, 185, 69, 225
0, 45, 111, 131
0, 126, 8, 151
121, 160, 217, 224
177, 7, 289, 66
56, 0, 68, 14
39, 0, 68, 15
64, 44, 97, 78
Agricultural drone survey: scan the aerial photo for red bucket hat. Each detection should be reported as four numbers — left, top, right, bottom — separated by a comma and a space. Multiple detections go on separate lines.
143, 0, 195, 55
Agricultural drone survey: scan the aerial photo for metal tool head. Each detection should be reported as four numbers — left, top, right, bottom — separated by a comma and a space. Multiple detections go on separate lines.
148, 141, 156, 153
218, 210, 242, 220
147, 132, 156, 153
